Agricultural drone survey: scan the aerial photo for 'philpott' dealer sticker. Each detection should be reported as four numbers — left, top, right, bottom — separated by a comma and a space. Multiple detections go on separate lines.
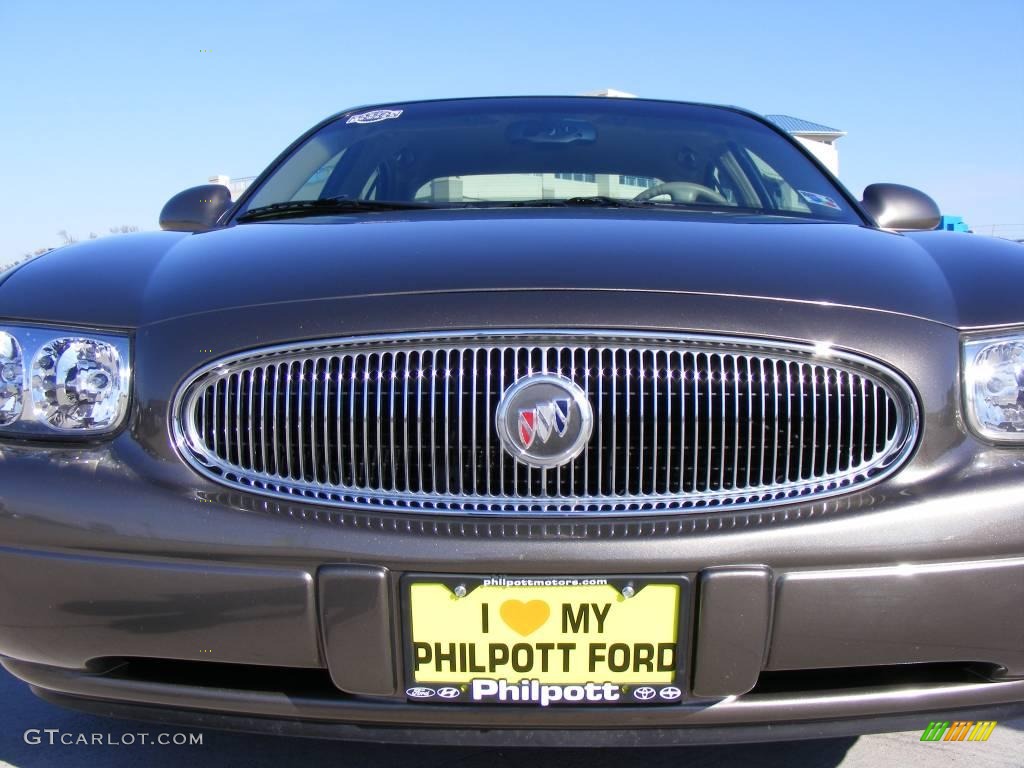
346, 109, 403, 124
798, 190, 841, 210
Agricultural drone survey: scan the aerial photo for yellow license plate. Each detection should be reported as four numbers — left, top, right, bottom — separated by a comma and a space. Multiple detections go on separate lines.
404, 576, 685, 705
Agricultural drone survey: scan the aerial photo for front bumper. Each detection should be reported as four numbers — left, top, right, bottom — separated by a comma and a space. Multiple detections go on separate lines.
1, 294, 1022, 742
0, 441, 1022, 743
14, 664, 1024, 746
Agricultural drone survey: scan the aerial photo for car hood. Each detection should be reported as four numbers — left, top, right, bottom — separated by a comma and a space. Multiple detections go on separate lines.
1, 209, 1021, 330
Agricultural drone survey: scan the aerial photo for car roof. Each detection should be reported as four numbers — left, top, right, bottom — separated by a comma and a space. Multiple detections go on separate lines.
322, 94, 766, 127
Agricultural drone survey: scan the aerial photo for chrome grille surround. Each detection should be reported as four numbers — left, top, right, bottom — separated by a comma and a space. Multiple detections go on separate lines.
171, 331, 919, 517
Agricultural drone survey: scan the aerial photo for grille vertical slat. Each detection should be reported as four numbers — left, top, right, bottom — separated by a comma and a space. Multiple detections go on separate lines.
809, 364, 819, 480
837, 372, 846, 473
860, 375, 869, 467
561, 348, 571, 495
178, 333, 917, 515
718, 355, 727, 490
733, 358, 741, 489
429, 351, 438, 494
361, 354, 371, 488
596, 349, 605, 496
347, 356, 356, 487
372, 354, 382, 490
256, 367, 265, 474
198, 387, 207, 457
610, 351, 618, 495
622, 350, 631, 495
270, 368, 278, 475
388, 353, 397, 491
220, 378, 229, 464
740, 356, 749, 488
769, 360, 779, 484
681, 351, 689, 493
323, 359, 333, 484
322, 358, 332, 483
413, 351, 423, 493
650, 351, 658, 496
500, 349, 509, 496
881, 383, 890, 448
709, 352, 717, 490
689, 354, 698, 493
485, 348, 493, 496
442, 350, 451, 496
846, 371, 855, 473
282, 363, 293, 479
404, 353, 413, 491
244, 371, 253, 471
309, 360, 318, 482
664, 351, 672, 493
585, 348, 593, 493
296, 361, 307, 482
833, 371, 842, 475
637, 350, 645, 495
786, 364, 794, 483
470, 349, 478, 496
753, 360, 761, 487
333, 359, 343, 486
458, 349, 467, 496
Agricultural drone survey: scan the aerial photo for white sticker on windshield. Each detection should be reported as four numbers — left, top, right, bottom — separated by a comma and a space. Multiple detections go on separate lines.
346, 108, 403, 125
798, 190, 841, 210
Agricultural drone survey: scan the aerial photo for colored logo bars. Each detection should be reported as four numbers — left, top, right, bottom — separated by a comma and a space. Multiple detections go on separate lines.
920, 720, 997, 742
517, 399, 570, 449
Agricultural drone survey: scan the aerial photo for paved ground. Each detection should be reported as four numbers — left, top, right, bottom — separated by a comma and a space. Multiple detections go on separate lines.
0, 668, 1021, 767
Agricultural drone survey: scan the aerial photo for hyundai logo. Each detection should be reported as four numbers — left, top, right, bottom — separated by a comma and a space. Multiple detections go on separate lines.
495, 374, 593, 469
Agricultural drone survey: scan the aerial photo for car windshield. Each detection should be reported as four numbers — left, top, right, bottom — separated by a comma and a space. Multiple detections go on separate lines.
236, 97, 861, 224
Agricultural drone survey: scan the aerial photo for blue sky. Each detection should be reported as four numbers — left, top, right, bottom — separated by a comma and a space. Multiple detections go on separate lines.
1, 0, 1021, 260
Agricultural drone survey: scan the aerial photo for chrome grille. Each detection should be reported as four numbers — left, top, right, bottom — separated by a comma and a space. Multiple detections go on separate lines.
173, 332, 918, 516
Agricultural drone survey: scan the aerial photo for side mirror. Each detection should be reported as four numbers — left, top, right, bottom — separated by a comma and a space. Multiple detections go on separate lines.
860, 183, 941, 231
159, 185, 232, 233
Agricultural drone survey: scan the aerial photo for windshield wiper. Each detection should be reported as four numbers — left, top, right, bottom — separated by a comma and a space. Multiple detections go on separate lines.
237, 197, 436, 222
504, 196, 648, 209
239, 195, 779, 221
499, 197, 773, 215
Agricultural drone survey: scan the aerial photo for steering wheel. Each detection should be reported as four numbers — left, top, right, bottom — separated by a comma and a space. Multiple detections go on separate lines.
633, 181, 730, 205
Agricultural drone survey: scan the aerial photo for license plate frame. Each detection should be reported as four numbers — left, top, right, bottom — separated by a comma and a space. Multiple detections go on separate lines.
400, 574, 691, 705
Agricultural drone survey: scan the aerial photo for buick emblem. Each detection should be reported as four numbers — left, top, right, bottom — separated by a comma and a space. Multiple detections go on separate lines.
495, 374, 593, 469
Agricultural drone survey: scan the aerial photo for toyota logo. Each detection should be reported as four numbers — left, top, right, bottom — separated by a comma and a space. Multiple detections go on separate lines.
495, 374, 593, 469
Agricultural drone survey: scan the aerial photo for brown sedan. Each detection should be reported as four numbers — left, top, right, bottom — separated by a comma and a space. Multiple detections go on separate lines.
0, 96, 1022, 745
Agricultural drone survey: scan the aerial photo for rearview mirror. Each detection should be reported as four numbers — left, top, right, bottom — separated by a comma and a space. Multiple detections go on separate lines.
506, 119, 597, 144
860, 183, 940, 231
159, 184, 232, 233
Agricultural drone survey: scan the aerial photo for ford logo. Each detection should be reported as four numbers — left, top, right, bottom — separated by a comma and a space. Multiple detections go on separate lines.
495, 374, 593, 469
406, 687, 436, 698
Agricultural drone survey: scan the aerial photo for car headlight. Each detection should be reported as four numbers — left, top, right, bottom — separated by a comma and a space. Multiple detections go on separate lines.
964, 331, 1024, 443
0, 331, 25, 426
0, 324, 131, 437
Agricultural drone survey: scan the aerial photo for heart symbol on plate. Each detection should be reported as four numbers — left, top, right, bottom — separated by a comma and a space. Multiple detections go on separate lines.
500, 599, 550, 637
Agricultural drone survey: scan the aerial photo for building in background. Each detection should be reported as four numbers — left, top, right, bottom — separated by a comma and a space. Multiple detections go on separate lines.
209, 175, 256, 200
938, 215, 970, 233
763, 115, 845, 176
581, 88, 638, 99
